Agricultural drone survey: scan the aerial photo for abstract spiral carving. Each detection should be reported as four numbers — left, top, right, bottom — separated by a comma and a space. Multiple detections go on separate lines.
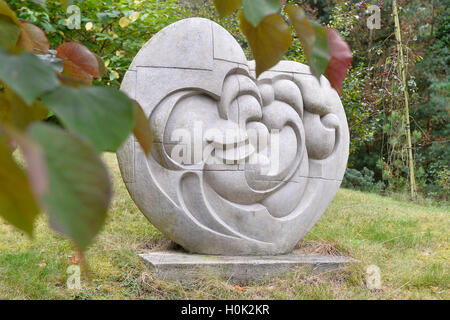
117, 18, 349, 255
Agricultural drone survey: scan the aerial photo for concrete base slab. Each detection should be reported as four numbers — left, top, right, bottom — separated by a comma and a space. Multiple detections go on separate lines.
139, 250, 357, 284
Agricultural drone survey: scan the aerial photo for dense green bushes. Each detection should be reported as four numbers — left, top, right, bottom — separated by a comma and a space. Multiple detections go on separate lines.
328, 0, 449, 202
8, 0, 448, 202
342, 167, 384, 193
9, 0, 188, 86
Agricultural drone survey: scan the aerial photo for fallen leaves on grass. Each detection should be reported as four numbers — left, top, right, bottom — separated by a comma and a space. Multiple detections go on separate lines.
234, 284, 247, 291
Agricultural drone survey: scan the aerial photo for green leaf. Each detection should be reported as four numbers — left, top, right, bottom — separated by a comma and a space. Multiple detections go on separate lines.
0, 131, 40, 236
239, 11, 292, 77
30, 0, 46, 6
60, 0, 72, 10
286, 4, 330, 78
0, 0, 22, 49
242, 0, 280, 27
119, 16, 130, 29
28, 123, 112, 250
309, 21, 330, 78
133, 101, 152, 156
0, 0, 20, 25
1, 88, 49, 130
213, 0, 242, 17
41, 86, 135, 152
0, 16, 20, 50
0, 49, 60, 105
285, 5, 314, 56
94, 53, 107, 78
5, 126, 48, 198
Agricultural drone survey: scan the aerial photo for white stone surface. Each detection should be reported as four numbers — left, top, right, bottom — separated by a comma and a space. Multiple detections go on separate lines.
140, 250, 357, 284
117, 18, 350, 255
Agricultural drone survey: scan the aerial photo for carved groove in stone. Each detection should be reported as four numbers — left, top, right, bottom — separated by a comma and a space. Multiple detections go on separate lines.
117, 18, 350, 255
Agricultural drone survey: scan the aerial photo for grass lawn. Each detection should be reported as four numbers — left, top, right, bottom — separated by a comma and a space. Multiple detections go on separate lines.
0, 153, 448, 300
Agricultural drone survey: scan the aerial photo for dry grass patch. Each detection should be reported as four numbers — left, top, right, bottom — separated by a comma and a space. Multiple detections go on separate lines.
0, 153, 448, 299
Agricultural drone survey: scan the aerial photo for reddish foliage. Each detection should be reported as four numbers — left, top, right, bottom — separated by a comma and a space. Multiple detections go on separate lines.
56, 42, 101, 84
325, 28, 352, 94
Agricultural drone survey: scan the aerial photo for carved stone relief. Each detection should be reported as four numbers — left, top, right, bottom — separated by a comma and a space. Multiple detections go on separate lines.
117, 18, 349, 255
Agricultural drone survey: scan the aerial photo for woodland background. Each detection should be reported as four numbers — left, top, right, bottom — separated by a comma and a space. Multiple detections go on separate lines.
8, 0, 448, 203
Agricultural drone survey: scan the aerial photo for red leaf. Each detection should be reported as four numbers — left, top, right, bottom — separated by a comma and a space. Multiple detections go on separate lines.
324, 28, 352, 94
59, 60, 93, 85
3, 126, 48, 198
70, 255, 80, 265
18, 20, 49, 52
56, 42, 100, 82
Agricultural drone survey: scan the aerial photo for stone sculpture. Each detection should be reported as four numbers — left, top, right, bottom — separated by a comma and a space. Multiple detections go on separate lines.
117, 18, 349, 255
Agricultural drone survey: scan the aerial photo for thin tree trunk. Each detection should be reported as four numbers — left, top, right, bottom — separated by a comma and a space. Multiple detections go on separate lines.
393, 0, 417, 199
430, 0, 435, 38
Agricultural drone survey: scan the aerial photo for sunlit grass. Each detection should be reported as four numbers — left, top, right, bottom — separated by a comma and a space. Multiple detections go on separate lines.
0, 153, 448, 299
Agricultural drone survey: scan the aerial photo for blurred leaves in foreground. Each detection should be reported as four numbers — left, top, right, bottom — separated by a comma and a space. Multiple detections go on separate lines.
0, 0, 151, 250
